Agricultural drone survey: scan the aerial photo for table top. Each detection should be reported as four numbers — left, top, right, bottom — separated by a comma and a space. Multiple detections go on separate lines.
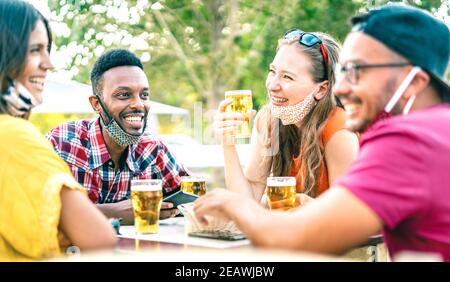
57, 217, 352, 262
63, 243, 346, 262
118, 217, 251, 250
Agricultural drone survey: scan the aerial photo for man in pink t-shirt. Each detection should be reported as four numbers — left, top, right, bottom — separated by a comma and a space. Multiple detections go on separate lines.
335, 105, 450, 260
192, 4, 450, 260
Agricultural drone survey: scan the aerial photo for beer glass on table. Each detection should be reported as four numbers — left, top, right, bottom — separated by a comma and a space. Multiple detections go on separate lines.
130, 179, 163, 234
224, 90, 253, 144
266, 177, 296, 211
180, 175, 207, 196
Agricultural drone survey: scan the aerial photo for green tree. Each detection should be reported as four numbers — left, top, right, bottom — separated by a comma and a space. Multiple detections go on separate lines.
47, 0, 366, 108
46, 0, 447, 141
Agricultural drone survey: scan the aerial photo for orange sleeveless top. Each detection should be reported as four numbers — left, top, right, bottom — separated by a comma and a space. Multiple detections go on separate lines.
289, 107, 348, 196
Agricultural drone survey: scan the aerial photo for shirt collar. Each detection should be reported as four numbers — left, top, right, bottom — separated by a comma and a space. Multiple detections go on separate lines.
88, 118, 111, 170
88, 118, 140, 173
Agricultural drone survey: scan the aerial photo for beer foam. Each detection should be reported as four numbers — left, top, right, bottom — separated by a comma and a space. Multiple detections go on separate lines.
130, 180, 162, 191
130, 185, 161, 192
266, 177, 296, 187
225, 90, 252, 96
181, 175, 206, 182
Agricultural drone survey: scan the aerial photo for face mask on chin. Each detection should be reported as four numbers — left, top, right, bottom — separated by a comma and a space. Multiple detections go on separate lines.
95, 95, 147, 147
361, 66, 421, 133
269, 86, 320, 126
2, 78, 42, 116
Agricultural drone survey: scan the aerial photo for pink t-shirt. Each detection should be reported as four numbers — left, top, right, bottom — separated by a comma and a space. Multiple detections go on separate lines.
336, 104, 450, 261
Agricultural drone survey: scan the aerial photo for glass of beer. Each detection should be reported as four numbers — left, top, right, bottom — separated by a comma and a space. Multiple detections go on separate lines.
130, 179, 163, 234
266, 177, 296, 211
180, 175, 207, 196
225, 90, 253, 144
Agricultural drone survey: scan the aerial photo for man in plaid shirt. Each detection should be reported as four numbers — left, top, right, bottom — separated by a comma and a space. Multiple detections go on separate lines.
47, 49, 189, 224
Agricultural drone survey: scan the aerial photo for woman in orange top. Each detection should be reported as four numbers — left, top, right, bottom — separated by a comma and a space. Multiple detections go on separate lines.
215, 29, 359, 205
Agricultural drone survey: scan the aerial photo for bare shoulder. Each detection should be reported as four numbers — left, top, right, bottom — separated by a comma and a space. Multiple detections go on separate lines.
326, 129, 359, 150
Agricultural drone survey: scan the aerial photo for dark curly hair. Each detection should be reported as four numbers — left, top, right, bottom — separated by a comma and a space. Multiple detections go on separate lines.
90, 49, 144, 96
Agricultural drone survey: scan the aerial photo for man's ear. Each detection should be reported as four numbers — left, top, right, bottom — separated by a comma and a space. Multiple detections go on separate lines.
403, 70, 430, 100
89, 95, 101, 114
314, 80, 329, 100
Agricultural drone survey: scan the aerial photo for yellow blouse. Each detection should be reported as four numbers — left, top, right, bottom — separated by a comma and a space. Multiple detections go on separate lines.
0, 115, 84, 261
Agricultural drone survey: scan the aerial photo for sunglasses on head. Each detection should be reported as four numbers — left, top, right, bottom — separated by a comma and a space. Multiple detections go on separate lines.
284, 28, 329, 68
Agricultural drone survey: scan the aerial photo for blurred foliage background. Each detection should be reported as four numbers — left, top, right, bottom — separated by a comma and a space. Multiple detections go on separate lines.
29, 113, 95, 134
35, 0, 448, 139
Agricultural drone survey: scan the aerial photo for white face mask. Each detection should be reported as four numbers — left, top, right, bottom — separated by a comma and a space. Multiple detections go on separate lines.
269, 87, 319, 125
2, 78, 42, 116
384, 66, 421, 115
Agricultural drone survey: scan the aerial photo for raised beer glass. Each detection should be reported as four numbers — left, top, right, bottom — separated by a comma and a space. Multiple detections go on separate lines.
266, 177, 296, 211
180, 175, 207, 196
130, 179, 163, 234
224, 90, 253, 144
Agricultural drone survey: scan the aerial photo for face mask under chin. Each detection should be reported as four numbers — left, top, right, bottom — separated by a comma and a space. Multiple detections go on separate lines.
1, 78, 41, 116
100, 113, 146, 147
270, 92, 318, 126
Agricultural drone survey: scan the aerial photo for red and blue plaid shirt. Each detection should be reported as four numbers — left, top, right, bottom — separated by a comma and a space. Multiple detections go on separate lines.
46, 118, 190, 204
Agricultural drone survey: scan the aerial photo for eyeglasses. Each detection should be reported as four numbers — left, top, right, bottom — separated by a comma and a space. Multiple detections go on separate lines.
284, 29, 329, 67
335, 62, 411, 85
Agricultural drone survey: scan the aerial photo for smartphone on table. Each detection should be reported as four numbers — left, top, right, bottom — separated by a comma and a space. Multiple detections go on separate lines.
163, 190, 199, 208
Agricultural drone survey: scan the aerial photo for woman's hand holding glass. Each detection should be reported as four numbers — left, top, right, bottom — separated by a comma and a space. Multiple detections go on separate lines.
214, 98, 256, 146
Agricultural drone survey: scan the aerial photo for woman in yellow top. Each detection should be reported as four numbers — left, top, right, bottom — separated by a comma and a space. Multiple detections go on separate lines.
0, 0, 116, 261
214, 29, 359, 205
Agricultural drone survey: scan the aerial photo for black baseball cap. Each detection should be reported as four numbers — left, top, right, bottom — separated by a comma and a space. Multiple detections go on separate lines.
351, 4, 450, 101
